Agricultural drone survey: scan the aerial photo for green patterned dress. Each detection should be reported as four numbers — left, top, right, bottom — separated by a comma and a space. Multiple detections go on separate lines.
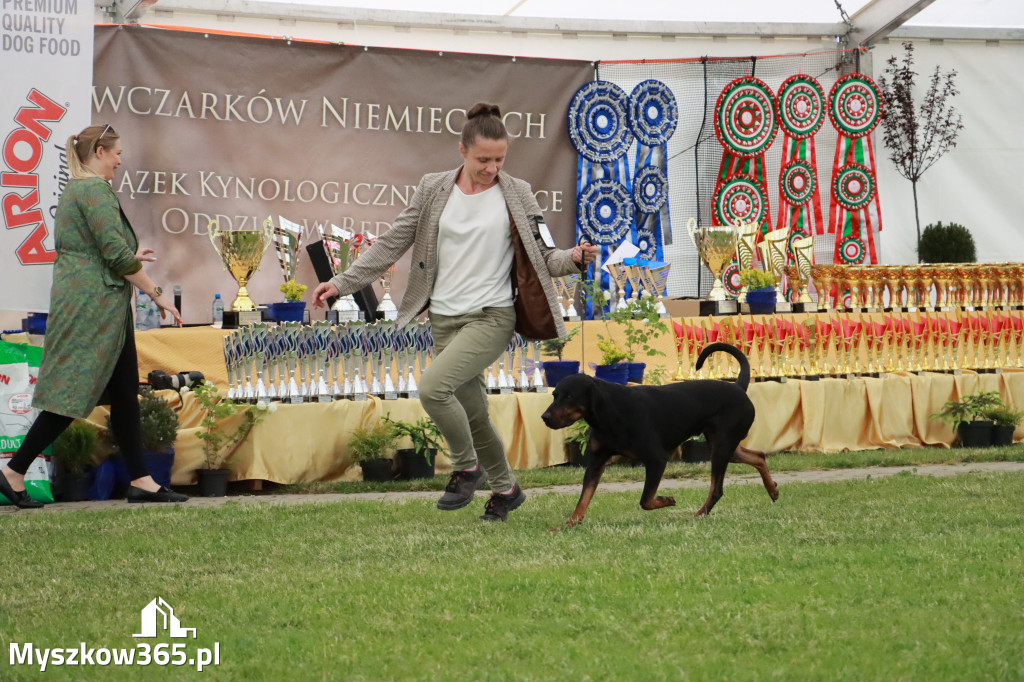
33, 177, 143, 418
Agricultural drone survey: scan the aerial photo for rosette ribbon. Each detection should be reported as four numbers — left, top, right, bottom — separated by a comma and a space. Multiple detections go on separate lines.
628, 80, 678, 260
828, 73, 884, 265
568, 80, 635, 317
775, 75, 827, 241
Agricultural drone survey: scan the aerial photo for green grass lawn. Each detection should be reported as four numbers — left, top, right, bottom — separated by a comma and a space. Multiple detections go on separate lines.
2, 463, 1022, 681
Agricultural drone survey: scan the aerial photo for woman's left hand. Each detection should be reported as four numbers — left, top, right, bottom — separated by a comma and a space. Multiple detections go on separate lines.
572, 242, 599, 266
136, 247, 156, 263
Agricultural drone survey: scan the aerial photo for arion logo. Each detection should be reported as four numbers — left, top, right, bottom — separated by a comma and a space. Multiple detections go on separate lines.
133, 598, 197, 639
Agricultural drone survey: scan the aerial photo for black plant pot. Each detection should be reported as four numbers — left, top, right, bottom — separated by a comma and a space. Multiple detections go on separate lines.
564, 442, 592, 468
957, 420, 993, 448
360, 458, 397, 482
55, 466, 94, 502
682, 440, 711, 463
197, 468, 231, 497
396, 449, 436, 480
991, 424, 1016, 447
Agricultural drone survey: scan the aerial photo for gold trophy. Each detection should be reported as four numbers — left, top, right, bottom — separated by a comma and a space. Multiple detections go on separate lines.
687, 221, 740, 314
759, 228, 791, 312
791, 235, 815, 309
810, 264, 836, 311
735, 220, 760, 304
208, 217, 274, 316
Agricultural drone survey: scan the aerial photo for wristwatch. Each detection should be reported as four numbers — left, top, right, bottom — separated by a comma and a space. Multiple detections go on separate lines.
151, 286, 164, 298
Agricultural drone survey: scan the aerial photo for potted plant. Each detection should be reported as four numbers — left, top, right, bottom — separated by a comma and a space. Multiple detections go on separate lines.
682, 434, 710, 463
741, 269, 778, 315
562, 419, 591, 468
917, 221, 976, 263
347, 422, 400, 482
594, 338, 631, 384
984, 404, 1022, 447
191, 380, 272, 496
607, 294, 668, 383
930, 390, 1003, 448
381, 414, 447, 480
540, 325, 580, 388
52, 420, 98, 501
270, 279, 308, 322
138, 388, 178, 487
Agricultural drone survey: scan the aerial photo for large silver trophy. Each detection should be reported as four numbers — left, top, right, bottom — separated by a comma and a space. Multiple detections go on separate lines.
317, 223, 361, 323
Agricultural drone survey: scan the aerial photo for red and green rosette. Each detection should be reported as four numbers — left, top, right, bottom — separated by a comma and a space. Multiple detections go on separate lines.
775, 75, 826, 244
827, 73, 884, 265
713, 77, 778, 238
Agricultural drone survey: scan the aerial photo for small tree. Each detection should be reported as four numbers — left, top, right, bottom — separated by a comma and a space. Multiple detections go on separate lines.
878, 42, 964, 261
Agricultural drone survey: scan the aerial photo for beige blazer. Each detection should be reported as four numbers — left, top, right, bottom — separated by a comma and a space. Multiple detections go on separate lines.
329, 167, 582, 339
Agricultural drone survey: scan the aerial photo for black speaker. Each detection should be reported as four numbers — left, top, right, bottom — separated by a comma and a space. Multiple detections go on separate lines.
305, 241, 381, 323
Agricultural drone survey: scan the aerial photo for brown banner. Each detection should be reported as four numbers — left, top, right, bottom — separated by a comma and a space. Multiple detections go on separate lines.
92, 26, 592, 324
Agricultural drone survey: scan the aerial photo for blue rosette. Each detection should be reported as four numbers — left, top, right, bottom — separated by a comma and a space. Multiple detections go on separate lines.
567, 80, 633, 163
628, 80, 678, 147
633, 165, 667, 214
578, 180, 634, 246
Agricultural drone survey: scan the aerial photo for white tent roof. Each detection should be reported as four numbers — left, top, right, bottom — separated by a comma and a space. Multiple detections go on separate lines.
242, 0, 1022, 28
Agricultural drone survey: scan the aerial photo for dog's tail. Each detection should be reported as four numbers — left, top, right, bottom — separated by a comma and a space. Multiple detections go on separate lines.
695, 342, 751, 392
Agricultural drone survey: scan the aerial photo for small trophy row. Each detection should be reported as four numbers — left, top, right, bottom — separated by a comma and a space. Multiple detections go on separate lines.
222, 321, 547, 404
552, 263, 672, 321
674, 311, 1024, 382
808, 263, 1024, 312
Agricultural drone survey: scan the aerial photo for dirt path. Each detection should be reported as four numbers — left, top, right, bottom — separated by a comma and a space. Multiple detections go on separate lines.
6, 461, 1023, 514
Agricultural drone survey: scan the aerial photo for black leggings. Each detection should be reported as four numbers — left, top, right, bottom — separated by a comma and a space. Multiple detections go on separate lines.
9, 331, 148, 480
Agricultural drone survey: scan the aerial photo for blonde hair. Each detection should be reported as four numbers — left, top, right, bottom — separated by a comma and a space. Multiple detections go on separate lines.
66, 124, 119, 179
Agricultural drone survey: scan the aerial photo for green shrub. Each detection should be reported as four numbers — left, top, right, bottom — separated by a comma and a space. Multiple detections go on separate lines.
917, 222, 976, 263
347, 423, 399, 464
740, 268, 777, 290
984, 405, 1023, 428
53, 421, 98, 475
138, 388, 179, 451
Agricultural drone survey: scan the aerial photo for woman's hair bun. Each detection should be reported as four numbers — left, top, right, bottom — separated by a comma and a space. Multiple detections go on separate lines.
466, 102, 501, 120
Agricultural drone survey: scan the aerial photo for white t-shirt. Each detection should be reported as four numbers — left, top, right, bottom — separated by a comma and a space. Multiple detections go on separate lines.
431, 183, 514, 316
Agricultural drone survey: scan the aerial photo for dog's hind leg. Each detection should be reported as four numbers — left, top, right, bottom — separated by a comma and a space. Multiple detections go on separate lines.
730, 446, 779, 501
553, 456, 610, 531
639, 458, 675, 511
694, 444, 729, 518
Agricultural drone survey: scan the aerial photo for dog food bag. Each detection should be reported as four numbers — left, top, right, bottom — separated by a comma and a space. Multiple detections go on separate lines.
0, 340, 54, 504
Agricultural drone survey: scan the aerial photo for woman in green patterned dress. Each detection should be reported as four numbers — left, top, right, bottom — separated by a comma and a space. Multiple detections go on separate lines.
0, 124, 189, 508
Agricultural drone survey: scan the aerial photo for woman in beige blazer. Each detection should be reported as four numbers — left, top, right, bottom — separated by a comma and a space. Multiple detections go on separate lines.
314, 102, 597, 522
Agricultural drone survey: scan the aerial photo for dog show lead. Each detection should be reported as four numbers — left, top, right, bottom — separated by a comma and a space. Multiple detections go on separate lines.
314, 102, 598, 521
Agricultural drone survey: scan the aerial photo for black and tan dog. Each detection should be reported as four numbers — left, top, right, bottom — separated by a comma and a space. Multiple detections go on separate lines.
541, 342, 778, 529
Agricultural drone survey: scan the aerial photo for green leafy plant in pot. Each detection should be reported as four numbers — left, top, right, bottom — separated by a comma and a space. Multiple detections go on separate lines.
52, 420, 99, 501
983, 404, 1022, 447
271, 279, 308, 322
191, 380, 272, 496
930, 390, 1003, 448
540, 325, 580, 388
562, 419, 591, 468
606, 294, 668, 383
741, 269, 778, 315
138, 388, 178, 487
594, 337, 631, 385
381, 413, 447, 480
347, 422, 400, 482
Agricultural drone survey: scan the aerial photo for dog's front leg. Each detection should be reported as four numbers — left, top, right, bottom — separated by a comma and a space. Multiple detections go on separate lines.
552, 458, 608, 531
639, 458, 675, 511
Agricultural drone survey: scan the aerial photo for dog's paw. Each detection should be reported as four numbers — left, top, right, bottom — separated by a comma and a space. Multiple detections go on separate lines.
658, 495, 676, 507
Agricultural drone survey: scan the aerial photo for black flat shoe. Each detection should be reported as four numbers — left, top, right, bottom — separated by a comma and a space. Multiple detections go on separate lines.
126, 485, 189, 503
0, 472, 44, 509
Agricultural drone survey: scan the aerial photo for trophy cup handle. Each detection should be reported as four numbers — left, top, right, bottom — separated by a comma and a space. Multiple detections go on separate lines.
685, 217, 697, 248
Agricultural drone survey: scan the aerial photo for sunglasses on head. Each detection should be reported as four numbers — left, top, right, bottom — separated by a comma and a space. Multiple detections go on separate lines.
93, 123, 113, 153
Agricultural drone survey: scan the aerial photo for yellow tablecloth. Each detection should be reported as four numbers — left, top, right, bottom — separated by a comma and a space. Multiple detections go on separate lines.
76, 368, 1023, 485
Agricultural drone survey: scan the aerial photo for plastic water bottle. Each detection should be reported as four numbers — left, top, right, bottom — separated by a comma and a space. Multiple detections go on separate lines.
212, 293, 224, 328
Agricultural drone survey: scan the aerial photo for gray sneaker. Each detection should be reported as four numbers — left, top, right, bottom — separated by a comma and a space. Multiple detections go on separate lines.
437, 467, 486, 510
479, 484, 526, 522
